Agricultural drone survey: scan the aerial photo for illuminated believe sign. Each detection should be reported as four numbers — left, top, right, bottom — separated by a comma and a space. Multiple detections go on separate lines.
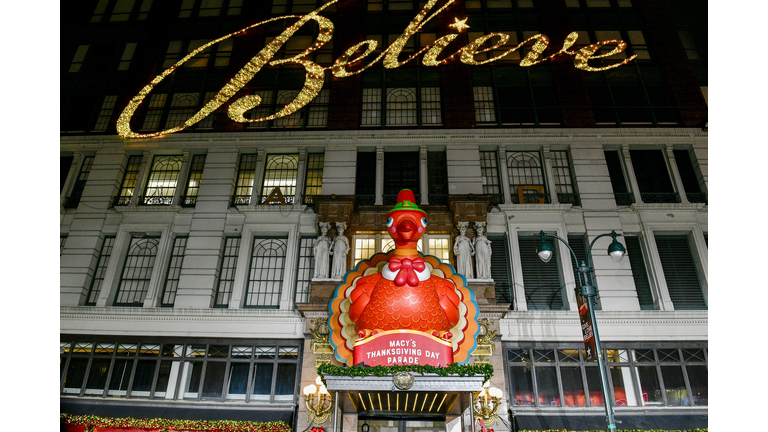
117, 0, 637, 139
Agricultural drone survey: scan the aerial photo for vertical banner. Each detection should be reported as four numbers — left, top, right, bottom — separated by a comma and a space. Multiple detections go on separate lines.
575, 287, 597, 361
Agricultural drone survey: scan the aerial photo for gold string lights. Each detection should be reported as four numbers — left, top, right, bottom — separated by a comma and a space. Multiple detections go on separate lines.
117, 0, 637, 139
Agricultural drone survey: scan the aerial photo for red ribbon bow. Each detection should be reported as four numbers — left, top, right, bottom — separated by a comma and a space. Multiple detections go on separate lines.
389, 257, 426, 287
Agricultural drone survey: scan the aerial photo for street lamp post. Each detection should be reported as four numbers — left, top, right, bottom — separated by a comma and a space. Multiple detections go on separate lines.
535, 230, 626, 432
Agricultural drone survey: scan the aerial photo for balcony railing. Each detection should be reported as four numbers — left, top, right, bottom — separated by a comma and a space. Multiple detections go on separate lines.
142, 196, 173, 206
613, 193, 635, 206
686, 193, 708, 204
181, 196, 197, 207
557, 193, 581, 206
640, 193, 680, 204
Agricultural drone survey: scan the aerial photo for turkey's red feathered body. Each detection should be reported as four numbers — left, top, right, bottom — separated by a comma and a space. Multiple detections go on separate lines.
353, 273, 456, 332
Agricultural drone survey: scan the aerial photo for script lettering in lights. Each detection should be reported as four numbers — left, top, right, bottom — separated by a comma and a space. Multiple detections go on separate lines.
116, 0, 637, 139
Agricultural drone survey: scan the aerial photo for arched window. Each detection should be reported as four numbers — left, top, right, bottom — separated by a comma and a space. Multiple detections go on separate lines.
115, 237, 160, 306
507, 151, 548, 204
245, 238, 287, 308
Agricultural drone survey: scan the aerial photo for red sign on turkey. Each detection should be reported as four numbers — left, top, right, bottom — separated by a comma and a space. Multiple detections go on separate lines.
353, 329, 454, 367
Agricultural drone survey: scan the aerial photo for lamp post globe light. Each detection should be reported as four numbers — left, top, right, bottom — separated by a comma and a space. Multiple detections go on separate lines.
535, 230, 626, 432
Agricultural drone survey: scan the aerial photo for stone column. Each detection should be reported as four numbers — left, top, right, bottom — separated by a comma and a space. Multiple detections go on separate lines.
541, 145, 560, 204
172, 150, 192, 206
420, 145, 429, 205
375, 146, 384, 205
664, 144, 690, 203
621, 144, 644, 204
129, 150, 152, 206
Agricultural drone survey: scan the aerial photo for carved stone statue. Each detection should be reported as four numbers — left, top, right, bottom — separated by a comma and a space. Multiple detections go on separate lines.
473, 221, 492, 280
330, 222, 350, 279
453, 221, 474, 279
313, 222, 332, 279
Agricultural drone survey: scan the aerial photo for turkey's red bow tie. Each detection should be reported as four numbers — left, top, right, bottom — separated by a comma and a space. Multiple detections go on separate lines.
389, 257, 426, 287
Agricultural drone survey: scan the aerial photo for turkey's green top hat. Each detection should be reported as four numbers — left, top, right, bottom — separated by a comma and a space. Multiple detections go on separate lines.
387, 189, 426, 216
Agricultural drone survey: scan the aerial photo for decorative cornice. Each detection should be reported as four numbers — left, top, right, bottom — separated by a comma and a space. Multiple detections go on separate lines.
60, 306, 304, 322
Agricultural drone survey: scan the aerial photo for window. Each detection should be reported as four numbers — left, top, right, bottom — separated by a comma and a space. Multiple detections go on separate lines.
654, 235, 706, 310
295, 237, 314, 304
245, 89, 330, 129
303, 153, 324, 204
473, 87, 496, 123
552, 151, 579, 205
164, 93, 199, 129
383, 152, 419, 205
233, 154, 257, 205
85, 236, 116, 306
214, 237, 241, 307
360, 85, 441, 127
261, 154, 298, 204
361, 89, 382, 127
624, 236, 655, 310
183, 154, 206, 206
504, 344, 707, 408
143, 155, 183, 205
272, 0, 330, 14
69, 45, 89, 73
354, 236, 427, 267
93, 95, 118, 132
508, 151, 548, 204
180, 0, 242, 18
386, 88, 417, 126
629, 150, 678, 203
673, 150, 706, 203
490, 234, 513, 304
245, 238, 288, 308
65, 156, 94, 209
109, 0, 153, 21
118, 43, 137, 70
60, 339, 300, 403
114, 236, 161, 306
141, 93, 167, 130
480, 151, 501, 197
427, 151, 448, 204
161, 236, 188, 307
355, 152, 377, 204
518, 234, 564, 310
115, 155, 142, 206
604, 150, 633, 205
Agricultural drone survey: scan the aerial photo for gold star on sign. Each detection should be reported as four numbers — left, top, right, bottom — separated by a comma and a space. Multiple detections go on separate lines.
450, 17, 470, 32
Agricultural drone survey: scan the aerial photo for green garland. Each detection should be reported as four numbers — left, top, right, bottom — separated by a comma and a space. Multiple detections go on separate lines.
516, 430, 707, 432
317, 363, 494, 384
60, 413, 293, 432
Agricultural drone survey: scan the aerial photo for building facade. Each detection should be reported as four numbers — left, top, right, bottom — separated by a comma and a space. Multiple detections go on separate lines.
60, 0, 707, 430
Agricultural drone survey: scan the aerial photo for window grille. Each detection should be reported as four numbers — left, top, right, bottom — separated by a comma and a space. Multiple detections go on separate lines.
629, 150, 677, 203
245, 238, 288, 308
61, 339, 300, 403
303, 153, 324, 204
383, 152, 419, 201
505, 344, 707, 408
233, 154, 257, 205
93, 96, 118, 131
480, 151, 501, 195
552, 151, 579, 205
421, 87, 442, 125
85, 236, 116, 305
386, 88, 417, 126
114, 236, 161, 306
143, 155, 183, 205
261, 154, 298, 204
214, 237, 241, 307
294, 237, 314, 304
183, 154, 206, 206
165, 93, 199, 129
473, 87, 496, 123
361, 88, 383, 126
508, 151, 548, 204
66, 156, 94, 209
161, 236, 188, 306
273, 90, 303, 128
141, 93, 167, 130
115, 155, 142, 206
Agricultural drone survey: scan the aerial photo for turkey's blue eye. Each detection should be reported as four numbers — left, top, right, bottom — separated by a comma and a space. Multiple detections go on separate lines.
421, 218, 428, 228
386, 217, 394, 227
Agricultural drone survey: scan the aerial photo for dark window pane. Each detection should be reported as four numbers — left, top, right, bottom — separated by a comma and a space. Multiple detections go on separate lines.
509, 366, 534, 406
153, 360, 174, 398
183, 362, 204, 399
274, 363, 297, 402
610, 366, 639, 406
384, 152, 419, 196
252, 363, 274, 401
356, 152, 377, 196
660, 366, 688, 406
625, 236, 655, 310
585, 367, 604, 406
108, 359, 133, 396
84, 359, 111, 396
673, 150, 702, 194
227, 363, 250, 401
637, 366, 663, 405
535, 367, 560, 406
629, 150, 674, 193
131, 360, 157, 397
604, 151, 628, 194
686, 365, 708, 406
201, 362, 227, 400
63, 358, 89, 394
560, 366, 586, 407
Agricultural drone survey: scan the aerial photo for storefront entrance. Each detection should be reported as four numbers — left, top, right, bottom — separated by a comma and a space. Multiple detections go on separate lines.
357, 418, 446, 432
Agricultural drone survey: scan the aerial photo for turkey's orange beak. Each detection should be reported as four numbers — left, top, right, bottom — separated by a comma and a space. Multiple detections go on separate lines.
397, 218, 417, 240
